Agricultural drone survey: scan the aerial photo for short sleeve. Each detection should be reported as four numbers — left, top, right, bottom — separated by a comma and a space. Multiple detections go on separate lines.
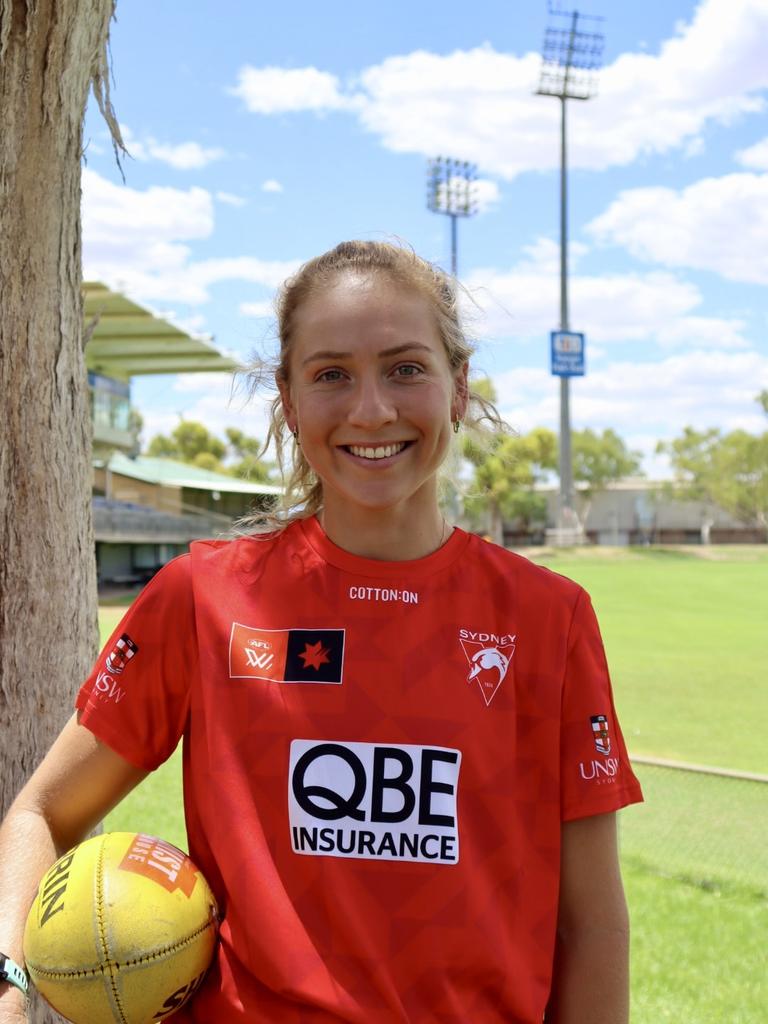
560, 589, 643, 821
76, 555, 195, 771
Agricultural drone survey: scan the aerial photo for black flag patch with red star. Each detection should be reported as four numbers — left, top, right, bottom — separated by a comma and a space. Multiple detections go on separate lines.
229, 623, 345, 684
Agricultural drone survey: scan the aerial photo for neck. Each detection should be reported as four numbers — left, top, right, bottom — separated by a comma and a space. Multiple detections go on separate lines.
317, 505, 451, 561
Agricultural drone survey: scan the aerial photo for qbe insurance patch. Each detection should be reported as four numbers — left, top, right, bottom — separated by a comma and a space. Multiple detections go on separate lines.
288, 739, 462, 865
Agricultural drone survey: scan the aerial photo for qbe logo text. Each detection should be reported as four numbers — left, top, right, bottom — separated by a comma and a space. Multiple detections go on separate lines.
288, 740, 462, 865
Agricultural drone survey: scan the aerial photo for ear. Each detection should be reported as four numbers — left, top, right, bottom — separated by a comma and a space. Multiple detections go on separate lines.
452, 362, 470, 422
278, 378, 296, 434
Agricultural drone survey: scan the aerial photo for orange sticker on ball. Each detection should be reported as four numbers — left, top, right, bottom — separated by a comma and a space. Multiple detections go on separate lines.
119, 834, 198, 897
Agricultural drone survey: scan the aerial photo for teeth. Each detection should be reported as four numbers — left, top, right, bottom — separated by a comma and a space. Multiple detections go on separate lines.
348, 442, 407, 460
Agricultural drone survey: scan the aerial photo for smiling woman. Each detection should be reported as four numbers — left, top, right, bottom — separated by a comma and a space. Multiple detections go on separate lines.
0, 241, 643, 1024
280, 272, 466, 558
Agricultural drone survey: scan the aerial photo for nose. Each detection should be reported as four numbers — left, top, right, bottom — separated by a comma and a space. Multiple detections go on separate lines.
347, 375, 397, 429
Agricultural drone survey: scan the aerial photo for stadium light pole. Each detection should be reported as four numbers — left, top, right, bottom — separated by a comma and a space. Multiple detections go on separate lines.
536, 4, 604, 538
427, 157, 478, 276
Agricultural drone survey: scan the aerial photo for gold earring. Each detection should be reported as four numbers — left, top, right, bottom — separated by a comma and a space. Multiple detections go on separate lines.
453, 419, 461, 433
293, 428, 300, 444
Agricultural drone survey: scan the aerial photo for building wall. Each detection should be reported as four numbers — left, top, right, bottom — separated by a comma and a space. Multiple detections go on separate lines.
514, 483, 766, 545
96, 540, 188, 585
97, 543, 134, 581
93, 466, 182, 515
181, 486, 268, 521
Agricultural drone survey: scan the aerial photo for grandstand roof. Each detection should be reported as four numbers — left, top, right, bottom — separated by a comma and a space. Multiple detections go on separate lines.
84, 282, 243, 381
106, 453, 282, 496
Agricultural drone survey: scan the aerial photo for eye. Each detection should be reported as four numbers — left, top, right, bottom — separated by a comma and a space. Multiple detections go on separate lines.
393, 363, 422, 378
315, 368, 345, 383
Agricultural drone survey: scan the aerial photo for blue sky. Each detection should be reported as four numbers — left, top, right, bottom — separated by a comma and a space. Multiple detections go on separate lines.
82, 0, 768, 475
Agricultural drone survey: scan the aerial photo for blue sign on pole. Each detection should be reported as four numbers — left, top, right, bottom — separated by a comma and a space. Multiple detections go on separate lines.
551, 331, 585, 377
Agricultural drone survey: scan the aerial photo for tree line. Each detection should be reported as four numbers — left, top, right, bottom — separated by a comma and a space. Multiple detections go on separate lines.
459, 385, 767, 540
139, 387, 768, 540
145, 420, 273, 483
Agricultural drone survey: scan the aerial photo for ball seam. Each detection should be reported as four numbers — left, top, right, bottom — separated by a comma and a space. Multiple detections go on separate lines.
96, 837, 130, 1024
27, 917, 217, 980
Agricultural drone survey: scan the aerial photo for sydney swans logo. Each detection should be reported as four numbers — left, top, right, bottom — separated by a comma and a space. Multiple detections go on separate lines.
458, 630, 516, 706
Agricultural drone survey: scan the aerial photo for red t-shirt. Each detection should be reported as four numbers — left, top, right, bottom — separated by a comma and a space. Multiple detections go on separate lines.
77, 517, 642, 1023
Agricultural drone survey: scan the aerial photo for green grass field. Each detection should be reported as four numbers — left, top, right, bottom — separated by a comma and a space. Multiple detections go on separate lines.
537, 546, 768, 774
101, 545, 768, 1023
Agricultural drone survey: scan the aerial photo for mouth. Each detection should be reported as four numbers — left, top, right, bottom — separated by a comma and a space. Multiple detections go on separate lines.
340, 441, 414, 462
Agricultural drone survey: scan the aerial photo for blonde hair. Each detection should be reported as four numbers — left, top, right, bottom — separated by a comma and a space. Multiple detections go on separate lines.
246, 239, 505, 530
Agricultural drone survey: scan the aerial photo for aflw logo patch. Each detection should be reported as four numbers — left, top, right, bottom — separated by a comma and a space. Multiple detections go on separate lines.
458, 629, 516, 706
289, 740, 461, 865
229, 623, 345, 684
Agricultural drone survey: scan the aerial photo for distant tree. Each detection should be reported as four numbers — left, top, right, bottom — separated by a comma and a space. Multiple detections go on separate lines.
656, 426, 722, 543
128, 406, 144, 457
459, 378, 643, 542
713, 430, 768, 538
148, 420, 226, 467
146, 432, 177, 458
571, 428, 644, 532
191, 451, 223, 473
463, 424, 557, 544
757, 390, 768, 416
146, 420, 273, 480
657, 416, 768, 542
225, 428, 273, 482
656, 427, 722, 504
225, 427, 262, 459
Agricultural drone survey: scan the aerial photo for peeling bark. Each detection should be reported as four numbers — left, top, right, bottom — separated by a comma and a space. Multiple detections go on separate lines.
0, 3, 121, 1018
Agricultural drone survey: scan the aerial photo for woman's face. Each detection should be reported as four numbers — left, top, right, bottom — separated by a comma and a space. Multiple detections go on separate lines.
281, 273, 467, 523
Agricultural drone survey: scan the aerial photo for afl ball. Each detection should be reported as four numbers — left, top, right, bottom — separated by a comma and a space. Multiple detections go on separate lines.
23, 832, 218, 1023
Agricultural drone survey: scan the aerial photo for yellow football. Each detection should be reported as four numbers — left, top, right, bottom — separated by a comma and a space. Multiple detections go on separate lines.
23, 832, 218, 1024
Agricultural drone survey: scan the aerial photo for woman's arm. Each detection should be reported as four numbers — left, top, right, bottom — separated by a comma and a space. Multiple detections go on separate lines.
545, 812, 630, 1024
0, 712, 148, 1020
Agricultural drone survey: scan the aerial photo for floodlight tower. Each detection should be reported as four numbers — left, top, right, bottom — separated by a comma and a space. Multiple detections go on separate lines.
536, 3, 604, 538
427, 157, 478, 276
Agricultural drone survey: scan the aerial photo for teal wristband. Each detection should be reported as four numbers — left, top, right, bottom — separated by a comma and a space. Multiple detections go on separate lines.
0, 953, 29, 996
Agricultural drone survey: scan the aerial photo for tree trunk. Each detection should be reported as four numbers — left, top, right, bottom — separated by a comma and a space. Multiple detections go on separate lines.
488, 500, 504, 547
1, 2, 118, 1018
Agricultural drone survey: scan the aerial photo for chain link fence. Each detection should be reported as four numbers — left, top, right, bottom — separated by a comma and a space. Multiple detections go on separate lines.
620, 757, 768, 898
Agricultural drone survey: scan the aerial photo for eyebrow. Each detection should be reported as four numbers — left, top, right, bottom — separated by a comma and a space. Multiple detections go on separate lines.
302, 343, 434, 367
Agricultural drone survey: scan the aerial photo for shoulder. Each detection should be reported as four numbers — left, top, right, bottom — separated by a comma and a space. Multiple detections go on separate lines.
463, 532, 584, 607
189, 525, 298, 576
134, 551, 192, 601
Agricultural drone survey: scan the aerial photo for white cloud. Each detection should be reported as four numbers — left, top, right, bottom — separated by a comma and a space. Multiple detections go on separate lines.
587, 172, 768, 284
84, 139, 106, 156
231, 66, 357, 114
167, 313, 209, 337
189, 257, 300, 291
230, 0, 768, 178
261, 179, 284, 193
475, 178, 500, 213
121, 125, 225, 169
464, 243, 747, 350
655, 317, 748, 349
82, 169, 299, 305
216, 191, 247, 207
240, 300, 275, 318
735, 136, 768, 169
492, 349, 768, 445
138, 373, 274, 456
82, 168, 214, 246
356, 47, 554, 177
147, 141, 225, 170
